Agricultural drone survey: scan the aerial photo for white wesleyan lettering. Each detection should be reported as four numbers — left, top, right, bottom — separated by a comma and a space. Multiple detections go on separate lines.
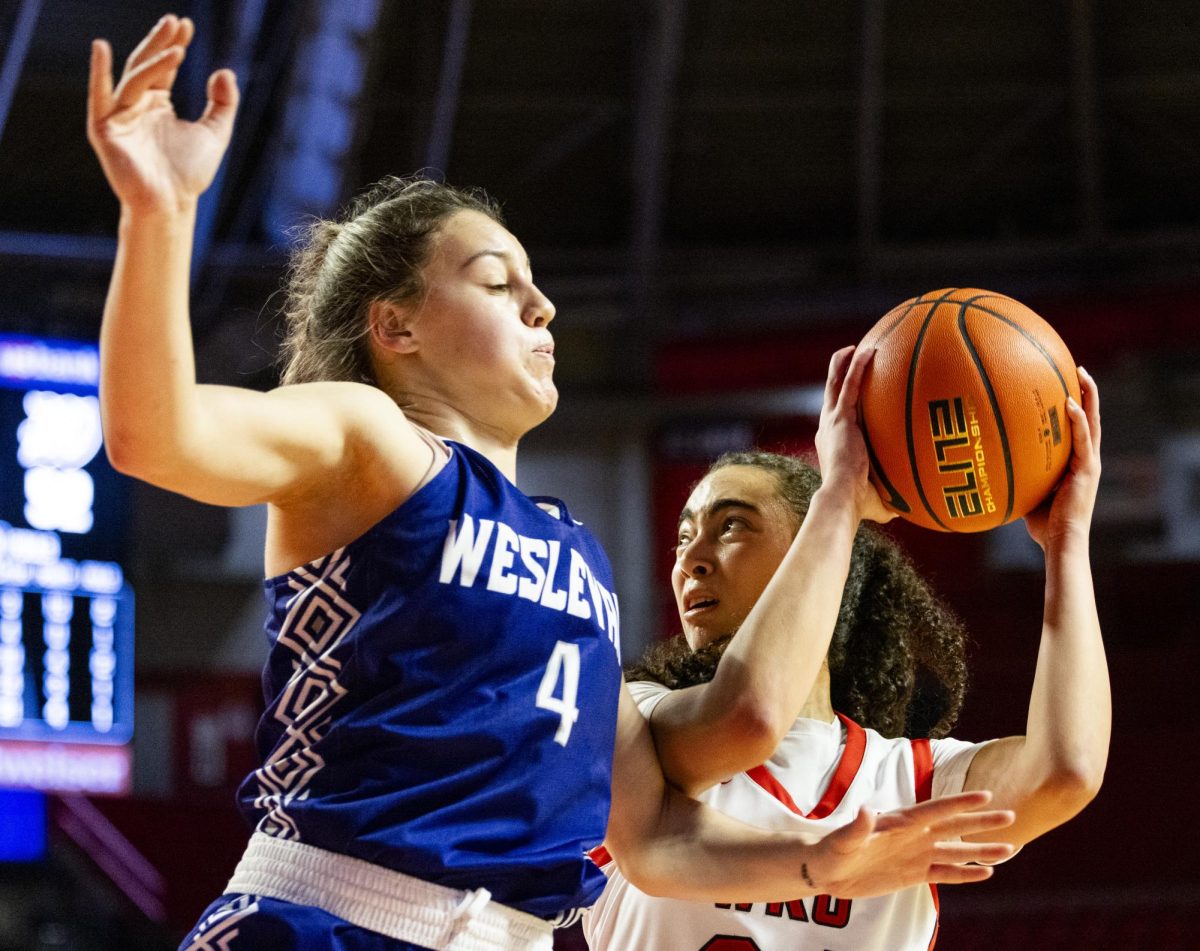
539, 540, 568, 612
438, 514, 495, 586
517, 536, 549, 602
486, 521, 521, 595
440, 516, 619, 645
566, 548, 591, 620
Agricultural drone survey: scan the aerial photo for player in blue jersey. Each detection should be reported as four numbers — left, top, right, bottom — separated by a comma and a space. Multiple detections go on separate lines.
88, 15, 1016, 951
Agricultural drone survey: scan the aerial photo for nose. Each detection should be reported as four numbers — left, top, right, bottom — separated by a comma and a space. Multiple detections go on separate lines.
523, 284, 556, 328
676, 538, 713, 579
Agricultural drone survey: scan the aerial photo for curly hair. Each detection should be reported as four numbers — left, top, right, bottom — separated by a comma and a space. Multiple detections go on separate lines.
626, 451, 969, 739
278, 175, 504, 387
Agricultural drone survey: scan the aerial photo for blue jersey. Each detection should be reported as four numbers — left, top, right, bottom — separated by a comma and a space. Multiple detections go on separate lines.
236, 441, 623, 919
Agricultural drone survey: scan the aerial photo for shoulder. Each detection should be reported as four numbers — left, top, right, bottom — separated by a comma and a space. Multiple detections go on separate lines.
267, 379, 409, 431
262, 382, 446, 564
269, 380, 437, 476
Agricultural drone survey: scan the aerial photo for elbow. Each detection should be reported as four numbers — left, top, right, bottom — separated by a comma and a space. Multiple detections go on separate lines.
616, 847, 692, 900
103, 426, 165, 480
621, 860, 673, 898
103, 422, 187, 485
601, 837, 677, 899
721, 696, 788, 766
103, 428, 144, 476
602, 790, 705, 901
100, 389, 201, 480
1040, 759, 1105, 818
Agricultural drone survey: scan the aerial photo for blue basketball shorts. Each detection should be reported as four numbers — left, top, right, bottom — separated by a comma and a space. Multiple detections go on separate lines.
179, 894, 433, 951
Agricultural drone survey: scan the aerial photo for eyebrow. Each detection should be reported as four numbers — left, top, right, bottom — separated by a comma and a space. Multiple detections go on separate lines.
677, 498, 762, 527
461, 249, 533, 272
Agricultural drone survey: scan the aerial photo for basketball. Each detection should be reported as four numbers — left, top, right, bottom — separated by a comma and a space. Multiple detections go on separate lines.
858, 288, 1081, 532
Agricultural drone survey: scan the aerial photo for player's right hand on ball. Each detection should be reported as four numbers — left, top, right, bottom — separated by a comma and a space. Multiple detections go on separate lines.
802, 790, 1015, 898
815, 345, 896, 525
87, 14, 239, 213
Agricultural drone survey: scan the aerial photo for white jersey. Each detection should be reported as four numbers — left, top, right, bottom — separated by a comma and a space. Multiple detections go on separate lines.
584, 680, 989, 951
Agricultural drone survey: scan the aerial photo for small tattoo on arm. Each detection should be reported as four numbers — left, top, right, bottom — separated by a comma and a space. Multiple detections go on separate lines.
800, 862, 816, 889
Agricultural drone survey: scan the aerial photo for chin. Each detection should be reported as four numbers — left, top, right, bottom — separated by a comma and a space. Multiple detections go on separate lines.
533, 383, 559, 420
510, 388, 558, 439
685, 619, 739, 652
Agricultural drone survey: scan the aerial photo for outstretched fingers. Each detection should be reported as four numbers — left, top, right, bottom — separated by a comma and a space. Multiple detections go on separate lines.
926, 807, 1016, 840
931, 839, 1015, 866
87, 40, 115, 130
822, 345, 856, 416
1062, 387, 1097, 482
875, 789, 995, 829
155, 18, 195, 99
199, 68, 240, 137
123, 14, 188, 77
823, 804, 877, 854
927, 863, 996, 885
835, 344, 875, 418
112, 45, 186, 110
1076, 366, 1101, 452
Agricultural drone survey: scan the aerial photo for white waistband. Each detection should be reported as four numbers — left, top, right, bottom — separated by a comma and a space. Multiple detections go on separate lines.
225, 832, 554, 951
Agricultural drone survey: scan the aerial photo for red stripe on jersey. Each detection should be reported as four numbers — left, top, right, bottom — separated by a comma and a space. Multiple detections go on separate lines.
911, 737, 933, 803
911, 737, 939, 950
745, 713, 866, 819
588, 845, 612, 868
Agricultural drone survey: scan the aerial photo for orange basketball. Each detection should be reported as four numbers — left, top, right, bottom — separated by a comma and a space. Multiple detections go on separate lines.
858, 288, 1081, 532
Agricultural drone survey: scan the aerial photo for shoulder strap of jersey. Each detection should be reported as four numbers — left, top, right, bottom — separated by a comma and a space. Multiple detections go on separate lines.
911, 737, 933, 802
745, 713, 867, 819
911, 736, 940, 950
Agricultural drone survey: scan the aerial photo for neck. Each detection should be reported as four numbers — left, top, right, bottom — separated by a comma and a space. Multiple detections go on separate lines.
399, 398, 522, 483
798, 664, 836, 723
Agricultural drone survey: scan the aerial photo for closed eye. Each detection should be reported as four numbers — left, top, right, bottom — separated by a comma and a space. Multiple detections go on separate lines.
488, 283, 511, 292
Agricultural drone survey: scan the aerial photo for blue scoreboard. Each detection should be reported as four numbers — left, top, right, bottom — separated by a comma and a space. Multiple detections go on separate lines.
0, 334, 133, 796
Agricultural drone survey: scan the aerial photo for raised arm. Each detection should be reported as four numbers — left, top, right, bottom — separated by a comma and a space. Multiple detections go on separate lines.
962, 368, 1108, 847
604, 682, 1014, 901
646, 346, 891, 795
89, 16, 429, 509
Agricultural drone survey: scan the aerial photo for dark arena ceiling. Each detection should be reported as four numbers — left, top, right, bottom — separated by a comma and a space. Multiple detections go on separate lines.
0, 0, 1198, 392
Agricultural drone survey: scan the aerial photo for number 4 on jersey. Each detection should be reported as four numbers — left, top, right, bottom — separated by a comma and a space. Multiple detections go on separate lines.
536, 641, 580, 746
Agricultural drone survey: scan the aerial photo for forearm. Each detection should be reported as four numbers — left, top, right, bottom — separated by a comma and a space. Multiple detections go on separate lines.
1023, 533, 1109, 789
609, 783, 819, 902
100, 204, 208, 472
608, 779, 1014, 902
709, 485, 858, 731
965, 534, 1108, 844
611, 686, 1011, 900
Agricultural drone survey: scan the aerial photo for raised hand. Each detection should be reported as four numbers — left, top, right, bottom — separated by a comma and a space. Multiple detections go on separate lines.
814, 345, 896, 524
1024, 367, 1102, 551
803, 790, 1015, 898
87, 14, 240, 213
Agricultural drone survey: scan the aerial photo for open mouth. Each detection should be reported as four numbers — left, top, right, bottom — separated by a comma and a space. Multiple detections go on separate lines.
684, 598, 719, 617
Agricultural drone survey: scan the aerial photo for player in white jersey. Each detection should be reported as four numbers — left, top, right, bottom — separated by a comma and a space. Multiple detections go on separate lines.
586, 349, 1108, 950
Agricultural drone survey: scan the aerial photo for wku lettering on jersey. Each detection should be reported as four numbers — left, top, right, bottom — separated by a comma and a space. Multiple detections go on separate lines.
714, 895, 852, 929
439, 514, 620, 649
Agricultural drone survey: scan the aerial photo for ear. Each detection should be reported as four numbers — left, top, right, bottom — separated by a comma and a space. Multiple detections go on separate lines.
368, 299, 419, 356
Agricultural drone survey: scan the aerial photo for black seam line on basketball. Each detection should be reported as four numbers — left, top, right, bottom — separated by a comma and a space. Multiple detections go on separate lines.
861, 418, 912, 513
905, 288, 960, 530
957, 297, 1071, 396
958, 294, 1015, 524
872, 294, 932, 346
